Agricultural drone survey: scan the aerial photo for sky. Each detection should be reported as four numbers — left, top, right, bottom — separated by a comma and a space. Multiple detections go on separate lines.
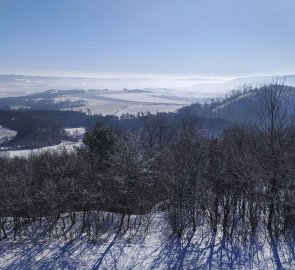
0, 0, 295, 81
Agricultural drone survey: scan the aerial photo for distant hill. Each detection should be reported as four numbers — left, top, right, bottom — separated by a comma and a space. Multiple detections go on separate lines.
2, 73, 295, 99
185, 74, 295, 97
181, 84, 295, 123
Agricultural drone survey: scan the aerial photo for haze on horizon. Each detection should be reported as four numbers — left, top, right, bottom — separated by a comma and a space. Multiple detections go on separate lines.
1, 0, 295, 89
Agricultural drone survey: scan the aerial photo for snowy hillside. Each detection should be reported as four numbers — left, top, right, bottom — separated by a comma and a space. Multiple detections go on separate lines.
0, 125, 17, 144
188, 74, 295, 94
0, 140, 82, 158
56, 88, 195, 115
64, 127, 86, 138
0, 211, 293, 269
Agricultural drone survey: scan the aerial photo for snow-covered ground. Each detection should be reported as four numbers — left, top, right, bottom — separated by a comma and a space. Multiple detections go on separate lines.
114, 103, 185, 115
56, 89, 190, 116
99, 92, 189, 104
213, 91, 256, 113
0, 140, 82, 158
0, 212, 293, 269
64, 127, 86, 137
0, 126, 17, 144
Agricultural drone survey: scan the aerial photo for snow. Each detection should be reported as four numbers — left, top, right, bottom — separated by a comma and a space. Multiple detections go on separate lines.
0, 74, 228, 95
0, 126, 17, 144
115, 104, 183, 115
56, 93, 187, 116
0, 211, 293, 269
213, 91, 255, 112
64, 127, 86, 137
99, 92, 188, 104
10, 105, 30, 110
1, 140, 82, 158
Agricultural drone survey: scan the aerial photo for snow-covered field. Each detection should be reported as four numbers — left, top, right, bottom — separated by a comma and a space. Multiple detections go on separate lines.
0, 212, 293, 269
99, 92, 189, 104
0, 140, 82, 158
56, 89, 193, 116
64, 127, 86, 137
0, 126, 17, 144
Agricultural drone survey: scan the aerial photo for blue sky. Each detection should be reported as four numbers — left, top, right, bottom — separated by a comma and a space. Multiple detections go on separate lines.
0, 0, 295, 78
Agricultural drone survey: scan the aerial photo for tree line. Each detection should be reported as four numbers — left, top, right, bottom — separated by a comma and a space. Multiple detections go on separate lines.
0, 84, 294, 244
